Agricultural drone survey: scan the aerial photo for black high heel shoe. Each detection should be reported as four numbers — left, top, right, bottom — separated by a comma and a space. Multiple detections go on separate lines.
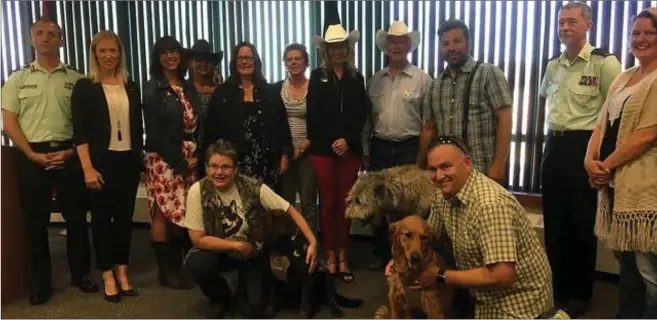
114, 269, 139, 297
120, 287, 139, 297
103, 282, 121, 303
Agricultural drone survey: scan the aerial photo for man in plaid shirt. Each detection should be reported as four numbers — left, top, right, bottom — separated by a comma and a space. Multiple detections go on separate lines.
418, 20, 513, 185
390, 136, 562, 319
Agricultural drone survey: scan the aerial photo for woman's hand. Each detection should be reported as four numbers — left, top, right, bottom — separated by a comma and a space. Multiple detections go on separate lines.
280, 154, 289, 174
589, 176, 609, 190
232, 241, 256, 259
306, 241, 318, 274
300, 138, 311, 153
187, 157, 198, 170
384, 259, 395, 277
332, 138, 349, 156
293, 147, 302, 160
83, 167, 104, 191
585, 159, 610, 179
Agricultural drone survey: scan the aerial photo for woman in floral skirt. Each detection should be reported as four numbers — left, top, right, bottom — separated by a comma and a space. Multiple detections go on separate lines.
143, 36, 200, 289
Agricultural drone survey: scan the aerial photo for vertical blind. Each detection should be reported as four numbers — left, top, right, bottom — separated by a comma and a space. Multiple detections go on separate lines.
2, 0, 656, 193
213, 1, 319, 83
337, 0, 657, 192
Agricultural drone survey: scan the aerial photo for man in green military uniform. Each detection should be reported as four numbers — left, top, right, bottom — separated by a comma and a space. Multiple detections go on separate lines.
1, 19, 98, 305
538, 2, 622, 317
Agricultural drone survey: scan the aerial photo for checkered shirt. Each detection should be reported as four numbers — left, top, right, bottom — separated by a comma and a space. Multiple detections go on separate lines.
424, 57, 513, 173
428, 170, 554, 319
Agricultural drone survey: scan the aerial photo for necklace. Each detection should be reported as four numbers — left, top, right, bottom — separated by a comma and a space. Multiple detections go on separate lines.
104, 83, 126, 142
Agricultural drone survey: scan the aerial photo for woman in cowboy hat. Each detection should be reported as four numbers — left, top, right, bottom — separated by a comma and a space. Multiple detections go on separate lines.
187, 39, 223, 148
307, 24, 369, 283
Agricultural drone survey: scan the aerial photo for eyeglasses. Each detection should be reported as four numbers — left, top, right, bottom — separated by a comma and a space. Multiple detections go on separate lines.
236, 56, 254, 63
207, 164, 235, 172
161, 48, 180, 56
429, 135, 471, 155
285, 56, 305, 63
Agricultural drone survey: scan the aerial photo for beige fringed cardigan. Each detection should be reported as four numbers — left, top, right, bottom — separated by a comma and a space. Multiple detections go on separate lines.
594, 66, 657, 252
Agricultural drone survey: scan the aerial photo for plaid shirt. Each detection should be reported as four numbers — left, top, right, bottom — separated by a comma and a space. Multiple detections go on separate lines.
428, 170, 553, 318
424, 57, 513, 172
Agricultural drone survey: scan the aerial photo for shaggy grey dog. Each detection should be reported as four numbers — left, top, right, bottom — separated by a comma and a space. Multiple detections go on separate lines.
345, 165, 435, 224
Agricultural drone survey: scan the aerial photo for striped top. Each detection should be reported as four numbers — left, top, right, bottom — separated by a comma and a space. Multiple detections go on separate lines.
281, 78, 308, 147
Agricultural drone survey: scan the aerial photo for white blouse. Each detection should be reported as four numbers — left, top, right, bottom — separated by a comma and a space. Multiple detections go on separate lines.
102, 83, 131, 151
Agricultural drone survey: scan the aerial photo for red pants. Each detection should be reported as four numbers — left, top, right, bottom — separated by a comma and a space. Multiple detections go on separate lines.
310, 154, 361, 250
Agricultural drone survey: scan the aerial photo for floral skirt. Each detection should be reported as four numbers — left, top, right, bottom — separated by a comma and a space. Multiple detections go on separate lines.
144, 141, 197, 227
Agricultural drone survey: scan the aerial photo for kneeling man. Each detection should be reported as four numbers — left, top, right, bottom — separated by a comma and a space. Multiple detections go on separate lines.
388, 136, 563, 319
185, 140, 318, 318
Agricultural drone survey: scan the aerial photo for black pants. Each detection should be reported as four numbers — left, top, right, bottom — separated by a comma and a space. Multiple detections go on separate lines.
89, 151, 141, 271
185, 249, 269, 317
369, 136, 419, 260
18, 141, 91, 295
541, 131, 598, 303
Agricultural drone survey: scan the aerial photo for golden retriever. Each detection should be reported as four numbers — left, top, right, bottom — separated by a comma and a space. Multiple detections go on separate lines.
374, 215, 453, 319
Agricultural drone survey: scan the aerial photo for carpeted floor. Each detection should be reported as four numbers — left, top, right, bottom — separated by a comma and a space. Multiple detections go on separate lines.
1, 227, 619, 319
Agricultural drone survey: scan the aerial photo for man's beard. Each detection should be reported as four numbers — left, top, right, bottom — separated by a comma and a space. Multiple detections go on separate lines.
446, 53, 468, 69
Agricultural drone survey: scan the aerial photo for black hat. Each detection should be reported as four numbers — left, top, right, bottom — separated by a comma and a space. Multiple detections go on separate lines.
189, 39, 223, 63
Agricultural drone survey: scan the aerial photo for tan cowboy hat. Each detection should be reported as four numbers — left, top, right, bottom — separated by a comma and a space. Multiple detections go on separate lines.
375, 21, 421, 54
313, 24, 360, 50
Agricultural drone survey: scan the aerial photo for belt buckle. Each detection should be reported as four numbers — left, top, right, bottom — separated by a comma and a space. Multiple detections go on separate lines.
48, 141, 60, 148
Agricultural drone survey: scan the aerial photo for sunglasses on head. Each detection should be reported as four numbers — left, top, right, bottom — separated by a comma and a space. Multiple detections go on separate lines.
429, 135, 471, 155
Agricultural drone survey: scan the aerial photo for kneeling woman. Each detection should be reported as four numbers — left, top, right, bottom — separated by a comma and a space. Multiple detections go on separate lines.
184, 140, 318, 318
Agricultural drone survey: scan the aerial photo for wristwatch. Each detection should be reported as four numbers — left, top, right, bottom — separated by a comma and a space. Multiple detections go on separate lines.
436, 268, 447, 285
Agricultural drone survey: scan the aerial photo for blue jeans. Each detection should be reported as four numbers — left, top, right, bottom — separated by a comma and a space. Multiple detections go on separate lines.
616, 251, 657, 318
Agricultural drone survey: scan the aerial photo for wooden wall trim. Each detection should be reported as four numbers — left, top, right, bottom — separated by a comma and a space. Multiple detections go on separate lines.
512, 192, 542, 208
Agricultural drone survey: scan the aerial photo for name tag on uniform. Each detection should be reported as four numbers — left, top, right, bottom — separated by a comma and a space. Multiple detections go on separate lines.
19, 84, 37, 89
64, 82, 74, 90
578, 75, 599, 87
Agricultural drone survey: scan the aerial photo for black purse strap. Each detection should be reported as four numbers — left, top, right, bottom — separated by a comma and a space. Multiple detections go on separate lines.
461, 61, 482, 144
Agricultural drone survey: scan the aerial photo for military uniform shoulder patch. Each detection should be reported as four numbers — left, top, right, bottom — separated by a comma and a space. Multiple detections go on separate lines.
11, 65, 30, 74
591, 48, 614, 57
549, 53, 561, 61
65, 64, 82, 74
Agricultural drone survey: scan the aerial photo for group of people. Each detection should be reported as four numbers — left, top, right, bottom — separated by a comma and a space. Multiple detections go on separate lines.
1, 0, 656, 318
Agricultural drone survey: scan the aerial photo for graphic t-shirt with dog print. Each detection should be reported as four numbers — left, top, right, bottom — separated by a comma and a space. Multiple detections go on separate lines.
185, 181, 290, 241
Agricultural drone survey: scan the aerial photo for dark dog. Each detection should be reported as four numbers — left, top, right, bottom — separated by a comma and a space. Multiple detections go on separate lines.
250, 210, 364, 318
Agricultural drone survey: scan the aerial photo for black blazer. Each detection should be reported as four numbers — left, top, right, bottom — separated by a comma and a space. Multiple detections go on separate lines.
200, 81, 293, 177
71, 78, 144, 169
306, 67, 369, 157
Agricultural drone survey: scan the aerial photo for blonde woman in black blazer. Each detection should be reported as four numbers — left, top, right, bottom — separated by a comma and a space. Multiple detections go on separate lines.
71, 30, 143, 303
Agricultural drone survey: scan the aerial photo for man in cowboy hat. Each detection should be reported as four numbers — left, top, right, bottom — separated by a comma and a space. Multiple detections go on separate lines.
362, 20, 432, 270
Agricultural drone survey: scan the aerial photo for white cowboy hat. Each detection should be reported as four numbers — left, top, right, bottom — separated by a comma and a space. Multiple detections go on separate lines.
375, 21, 421, 54
313, 24, 360, 49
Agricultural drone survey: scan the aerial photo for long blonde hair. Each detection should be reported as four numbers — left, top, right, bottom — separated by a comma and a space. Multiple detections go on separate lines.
88, 30, 129, 83
320, 41, 357, 78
